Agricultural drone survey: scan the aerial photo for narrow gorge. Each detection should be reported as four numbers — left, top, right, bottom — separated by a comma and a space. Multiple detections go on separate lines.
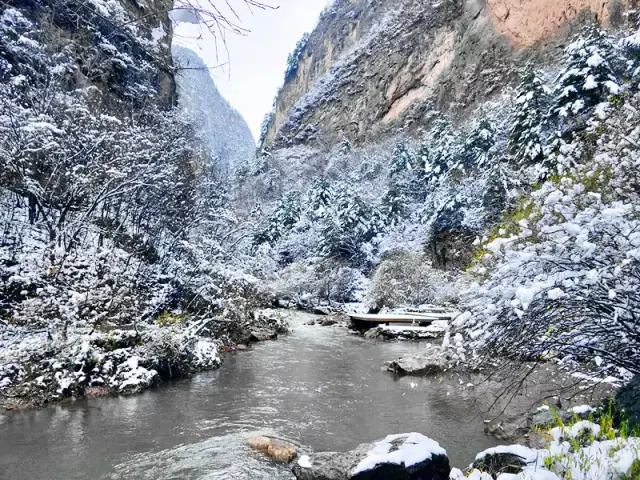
1, 0, 639, 479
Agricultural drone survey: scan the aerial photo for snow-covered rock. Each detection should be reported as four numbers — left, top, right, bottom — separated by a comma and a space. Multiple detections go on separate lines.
291, 432, 450, 480
383, 345, 450, 375
364, 322, 448, 340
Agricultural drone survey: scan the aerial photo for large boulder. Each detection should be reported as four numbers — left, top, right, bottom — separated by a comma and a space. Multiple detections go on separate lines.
291, 432, 450, 480
382, 346, 449, 375
531, 407, 571, 429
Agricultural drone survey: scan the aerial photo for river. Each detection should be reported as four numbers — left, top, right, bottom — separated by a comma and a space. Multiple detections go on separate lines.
0, 312, 500, 479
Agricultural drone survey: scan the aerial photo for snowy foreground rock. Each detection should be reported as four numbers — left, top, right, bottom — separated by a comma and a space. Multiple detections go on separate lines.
292, 433, 450, 480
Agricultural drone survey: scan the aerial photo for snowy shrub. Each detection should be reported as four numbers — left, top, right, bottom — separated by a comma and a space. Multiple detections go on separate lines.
366, 252, 457, 309
268, 259, 366, 305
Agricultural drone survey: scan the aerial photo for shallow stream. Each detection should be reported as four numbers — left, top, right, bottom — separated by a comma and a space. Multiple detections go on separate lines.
0, 312, 500, 479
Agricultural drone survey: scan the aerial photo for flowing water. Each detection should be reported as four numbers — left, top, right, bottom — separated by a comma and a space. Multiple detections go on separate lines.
0, 313, 500, 480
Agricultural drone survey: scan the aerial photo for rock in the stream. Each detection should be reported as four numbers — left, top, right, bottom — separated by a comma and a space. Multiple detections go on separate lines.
364, 322, 448, 341
484, 416, 547, 449
320, 318, 338, 327
249, 328, 278, 342
382, 346, 449, 375
247, 434, 298, 462
291, 432, 450, 480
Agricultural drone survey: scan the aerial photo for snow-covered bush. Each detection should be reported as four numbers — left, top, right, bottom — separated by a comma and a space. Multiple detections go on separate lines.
268, 259, 366, 305
367, 252, 458, 309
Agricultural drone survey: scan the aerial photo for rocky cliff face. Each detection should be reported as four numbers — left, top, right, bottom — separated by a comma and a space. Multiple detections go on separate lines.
5, 0, 176, 108
174, 46, 255, 174
263, 0, 629, 149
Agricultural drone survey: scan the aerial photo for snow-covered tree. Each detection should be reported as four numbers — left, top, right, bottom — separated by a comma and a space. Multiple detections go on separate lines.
508, 69, 549, 165
307, 177, 333, 218
553, 27, 622, 121
253, 191, 302, 247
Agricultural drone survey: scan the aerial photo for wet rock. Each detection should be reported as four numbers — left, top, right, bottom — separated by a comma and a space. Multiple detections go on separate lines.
484, 415, 530, 441
312, 307, 333, 316
291, 432, 450, 480
247, 434, 298, 462
249, 329, 278, 342
320, 318, 338, 327
235, 344, 248, 351
383, 346, 449, 375
532, 408, 571, 429
306, 320, 317, 326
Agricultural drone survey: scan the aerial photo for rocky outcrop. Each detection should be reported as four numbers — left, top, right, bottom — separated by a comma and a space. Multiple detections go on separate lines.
486, 0, 626, 47
291, 433, 450, 480
263, 0, 630, 150
383, 345, 450, 375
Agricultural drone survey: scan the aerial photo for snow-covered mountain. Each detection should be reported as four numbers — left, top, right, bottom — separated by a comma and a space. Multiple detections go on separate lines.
174, 46, 255, 174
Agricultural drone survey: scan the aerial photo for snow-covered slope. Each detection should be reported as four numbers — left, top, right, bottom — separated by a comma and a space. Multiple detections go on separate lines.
174, 46, 255, 174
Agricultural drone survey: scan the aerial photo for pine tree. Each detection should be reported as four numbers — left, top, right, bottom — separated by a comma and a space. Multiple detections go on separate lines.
284, 33, 310, 83
388, 142, 414, 177
307, 177, 333, 218
460, 118, 495, 171
553, 27, 621, 120
424, 118, 459, 185
253, 191, 302, 246
509, 69, 548, 166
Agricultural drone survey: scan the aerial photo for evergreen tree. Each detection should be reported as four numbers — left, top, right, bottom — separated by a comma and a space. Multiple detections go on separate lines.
461, 118, 495, 171
253, 191, 302, 246
509, 69, 548, 165
307, 177, 333, 218
388, 142, 414, 177
319, 184, 383, 264
553, 27, 621, 120
284, 33, 310, 83
424, 118, 460, 185
381, 184, 408, 224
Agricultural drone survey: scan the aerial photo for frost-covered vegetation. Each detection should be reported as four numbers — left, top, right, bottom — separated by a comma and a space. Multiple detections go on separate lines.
455, 404, 640, 480
237, 23, 640, 382
0, 1, 275, 406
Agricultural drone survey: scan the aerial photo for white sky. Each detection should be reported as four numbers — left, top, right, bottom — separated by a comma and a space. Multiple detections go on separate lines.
173, 0, 331, 141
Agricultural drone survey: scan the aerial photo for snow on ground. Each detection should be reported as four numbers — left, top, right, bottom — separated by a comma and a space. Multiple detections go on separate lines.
466, 421, 640, 480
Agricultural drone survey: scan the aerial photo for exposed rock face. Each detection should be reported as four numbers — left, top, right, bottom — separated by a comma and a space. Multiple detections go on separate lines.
173, 46, 255, 174
291, 433, 450, 480
486, 0, 626, 46
263, 0, 629, 150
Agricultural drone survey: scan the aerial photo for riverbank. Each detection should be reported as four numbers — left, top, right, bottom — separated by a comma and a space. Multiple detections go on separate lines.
0, 309, 289, 410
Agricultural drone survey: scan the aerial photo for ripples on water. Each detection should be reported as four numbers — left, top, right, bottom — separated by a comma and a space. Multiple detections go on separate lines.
0, 313, 499, 480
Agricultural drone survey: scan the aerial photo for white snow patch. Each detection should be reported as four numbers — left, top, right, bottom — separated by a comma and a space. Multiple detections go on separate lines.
351, 433, 446, 475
